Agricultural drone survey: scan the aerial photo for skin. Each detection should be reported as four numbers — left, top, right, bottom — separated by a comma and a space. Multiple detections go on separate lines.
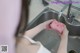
16, 19, 69, 53
57, 26, 69, 53
0, 0, 21, 53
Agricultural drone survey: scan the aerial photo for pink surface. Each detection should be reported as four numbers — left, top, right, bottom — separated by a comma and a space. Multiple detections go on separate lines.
47, 19, 64, 34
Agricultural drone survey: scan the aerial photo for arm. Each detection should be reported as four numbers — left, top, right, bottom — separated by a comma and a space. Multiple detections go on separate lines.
0, 0, 21, 53
17, 20, 53, 53
57, 26, 69, 53
24, 20, 53, 38
24, 25, 44, 38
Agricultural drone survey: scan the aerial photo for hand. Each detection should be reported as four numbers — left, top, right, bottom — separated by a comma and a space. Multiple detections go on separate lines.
37, 19, 53, 30
61, 25, 69, 39
57, 25, 69, 53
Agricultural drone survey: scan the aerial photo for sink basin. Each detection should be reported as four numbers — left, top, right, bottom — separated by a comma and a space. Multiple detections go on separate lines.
27, 8, 80, 53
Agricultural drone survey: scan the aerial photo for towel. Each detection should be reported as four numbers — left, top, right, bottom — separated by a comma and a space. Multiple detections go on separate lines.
47, 19, 64, 34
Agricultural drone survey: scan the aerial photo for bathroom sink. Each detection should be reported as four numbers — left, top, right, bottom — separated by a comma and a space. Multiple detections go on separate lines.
27, 8, 80, 53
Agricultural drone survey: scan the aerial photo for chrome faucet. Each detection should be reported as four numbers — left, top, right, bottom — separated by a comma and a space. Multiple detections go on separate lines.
58, 1, 74, 22
58, 4, 68, 21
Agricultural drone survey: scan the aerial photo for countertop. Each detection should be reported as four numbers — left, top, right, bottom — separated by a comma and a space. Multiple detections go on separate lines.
29, 0, 80, 23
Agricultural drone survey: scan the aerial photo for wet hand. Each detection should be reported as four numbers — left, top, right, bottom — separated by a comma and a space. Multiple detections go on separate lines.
37, 19, 53, 30
61, 25, 69, 39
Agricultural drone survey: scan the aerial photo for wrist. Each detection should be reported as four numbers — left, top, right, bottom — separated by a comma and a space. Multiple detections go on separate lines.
37, 24, 45, 30
61, 34, 68, 39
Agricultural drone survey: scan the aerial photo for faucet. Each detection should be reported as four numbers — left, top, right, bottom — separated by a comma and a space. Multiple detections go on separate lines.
42, 0, 49, 6
67, 1, 76, 23
58, 4, 68, 21
58, 0, 75, 23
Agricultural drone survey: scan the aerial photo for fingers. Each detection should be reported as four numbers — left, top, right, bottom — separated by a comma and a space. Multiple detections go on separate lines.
44, 19, 53, 24
64, 25, 69, 32
62, 25, 69, 36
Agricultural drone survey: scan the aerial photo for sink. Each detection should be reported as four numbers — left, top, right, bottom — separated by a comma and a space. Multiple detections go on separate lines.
27, 8, 80, 53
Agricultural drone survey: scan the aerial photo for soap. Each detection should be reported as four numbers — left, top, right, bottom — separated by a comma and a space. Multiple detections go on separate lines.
47, 19, 64, 34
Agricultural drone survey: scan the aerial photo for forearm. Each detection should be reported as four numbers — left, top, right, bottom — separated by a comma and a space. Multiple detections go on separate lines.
57, 35, 68, 53
25, 25, 44, 38
24, 19, 53, 38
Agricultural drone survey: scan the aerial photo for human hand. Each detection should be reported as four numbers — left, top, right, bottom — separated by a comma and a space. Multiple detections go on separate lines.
37, 19, 53, 30
61, 25, 69, 39
46, 19, 69, 39
57, 25, 69, 53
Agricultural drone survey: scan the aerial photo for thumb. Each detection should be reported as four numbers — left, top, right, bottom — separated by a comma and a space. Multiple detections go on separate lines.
45, 19, 54, 24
